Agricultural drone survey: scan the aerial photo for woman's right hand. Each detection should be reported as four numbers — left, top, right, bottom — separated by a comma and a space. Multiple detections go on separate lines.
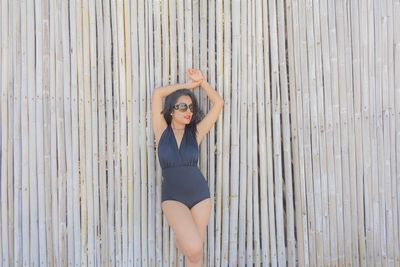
183, 80, 202, 89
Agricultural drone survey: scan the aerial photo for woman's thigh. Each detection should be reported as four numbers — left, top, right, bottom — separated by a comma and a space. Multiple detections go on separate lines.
161, 200, 203, 253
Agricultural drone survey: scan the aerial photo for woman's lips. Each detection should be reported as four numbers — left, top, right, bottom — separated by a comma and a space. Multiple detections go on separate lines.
184, 115, 191, 120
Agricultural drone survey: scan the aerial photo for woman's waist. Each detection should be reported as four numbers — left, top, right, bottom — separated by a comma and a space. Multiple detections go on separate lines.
162, 165, 203, 178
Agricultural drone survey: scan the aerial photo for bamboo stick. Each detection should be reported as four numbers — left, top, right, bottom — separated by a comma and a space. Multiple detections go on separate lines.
277, 0, 296, 265
260, 0, 273, 266
115, 0, 128, 265
393, 2, 400, 266
290, 0, 309, 265
12, 0, 22, 265
68, 0, 82, 264
238, 0, 247, 265
153, 0, 170, 266
206, 1, 217, 266
60, 0, 74, 265
247, 0, 255, 265
1, 0, 9, 265
213, 1, 224, 265
328, 0, 344, 264
342, 0, 360, 265
146, 0, 160, 266
286, 0, 300, 266
336, 1, 353, 265
20, 0, 32, 264
368, 0, 381, 265
103, 0, 115, 265
228, 0, 240, 266
312, 0, 331, 264
87, 0, 101, 264
76, 0, 88, 265
392, 2, 400, 266
94, 0, 108, 265
27, 0, 39, 265
385, 0, 397, 266
110, 0, 122, 265
138, 0, 148, 266
55, 0, 68, 265
254, 0, 264, 265
349, 1, 367, 265
221, 0, 232, 265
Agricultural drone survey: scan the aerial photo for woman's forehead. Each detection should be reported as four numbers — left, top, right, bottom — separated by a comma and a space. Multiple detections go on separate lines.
176, 95, 192, 104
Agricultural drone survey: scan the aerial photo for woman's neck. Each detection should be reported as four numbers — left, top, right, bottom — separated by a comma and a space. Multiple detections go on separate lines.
171, 121, 185, 130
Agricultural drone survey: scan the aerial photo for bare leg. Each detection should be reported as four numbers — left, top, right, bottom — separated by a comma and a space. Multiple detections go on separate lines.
162, 200, 203, 267
187, 198, 213, 267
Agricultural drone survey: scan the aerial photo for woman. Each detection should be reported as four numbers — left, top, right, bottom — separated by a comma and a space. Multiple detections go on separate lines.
152, 68, 224, 267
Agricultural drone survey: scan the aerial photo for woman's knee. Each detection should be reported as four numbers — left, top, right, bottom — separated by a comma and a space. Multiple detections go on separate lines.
185, 239, 203, 262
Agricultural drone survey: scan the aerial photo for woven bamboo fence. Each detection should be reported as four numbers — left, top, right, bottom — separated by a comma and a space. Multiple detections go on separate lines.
1, 0, 399, 266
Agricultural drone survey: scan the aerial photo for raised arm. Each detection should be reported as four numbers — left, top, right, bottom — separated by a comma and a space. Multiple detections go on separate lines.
151, 81, 202, 144
195, 79, 224, 145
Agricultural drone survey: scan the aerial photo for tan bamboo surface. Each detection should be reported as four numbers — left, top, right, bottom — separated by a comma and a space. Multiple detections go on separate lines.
1, 0, 400, 266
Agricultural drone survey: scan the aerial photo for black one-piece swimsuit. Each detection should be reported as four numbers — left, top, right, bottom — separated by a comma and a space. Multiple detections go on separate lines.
158, 124, 211, 209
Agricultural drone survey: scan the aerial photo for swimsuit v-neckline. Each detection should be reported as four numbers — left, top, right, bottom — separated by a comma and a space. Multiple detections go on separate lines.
170, 124, 186, 151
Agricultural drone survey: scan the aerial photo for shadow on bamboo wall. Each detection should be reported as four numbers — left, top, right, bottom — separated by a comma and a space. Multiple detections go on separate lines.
1, 0, 399, 266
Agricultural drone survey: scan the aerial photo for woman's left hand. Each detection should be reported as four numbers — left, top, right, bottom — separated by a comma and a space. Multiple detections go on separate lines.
187, 68, 204, 82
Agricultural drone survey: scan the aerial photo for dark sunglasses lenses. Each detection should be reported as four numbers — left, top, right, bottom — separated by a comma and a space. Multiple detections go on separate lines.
174, 103, 193, 112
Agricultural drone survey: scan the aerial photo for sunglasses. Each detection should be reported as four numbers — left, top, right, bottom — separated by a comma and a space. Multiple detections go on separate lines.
173, 102, 194, 113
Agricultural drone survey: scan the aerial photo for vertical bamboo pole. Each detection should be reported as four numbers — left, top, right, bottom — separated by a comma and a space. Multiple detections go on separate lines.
385, 0, 397, 265
124, 0, 133, 265
103, 0, 115, 265
277, 0, 296, 265
359, 0, 373, 264
20, 0, 32, 264
95, 0, 108, 265
260, 0, 272, 265
305, 0, 323, 264
76, 0, 88, 265
12, 0, 22, 265
221, 0, 232, 265
69, 0, 82, 264
247, 1, 255, 265
28, 0, 39, 265
286, 0, 300, 265
349, 0, 367, 265
238, 0, 247, 265
154, 0, 170, 266
342, 0, 360, 265
138, 0, 149, 266
228, 0, 240, 266
290, 0, 309, 265
1, 0, 9, 265
214, 0, 224, 266
36, 0, 47, 263
87, 0, 101, 264
60, 0, 74, 265
116, 0, 128, 265
144, 0, 159, 266
254, 0, 264, 265
336, 1, 352, 265
328, 0, 344, 264
368, 0, 380, 265
82, 0, 95, 265
312, 0, 331, 264
392, 2, 400, 266
110, 0, 122, 264
206, 1, 217, 266
56, 0, 68, 265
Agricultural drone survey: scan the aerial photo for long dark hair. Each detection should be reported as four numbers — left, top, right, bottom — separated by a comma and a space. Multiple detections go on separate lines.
162, 89, 205, 139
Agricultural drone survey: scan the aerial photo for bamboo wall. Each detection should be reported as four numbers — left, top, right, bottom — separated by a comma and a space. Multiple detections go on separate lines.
1, 0, 399, 266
